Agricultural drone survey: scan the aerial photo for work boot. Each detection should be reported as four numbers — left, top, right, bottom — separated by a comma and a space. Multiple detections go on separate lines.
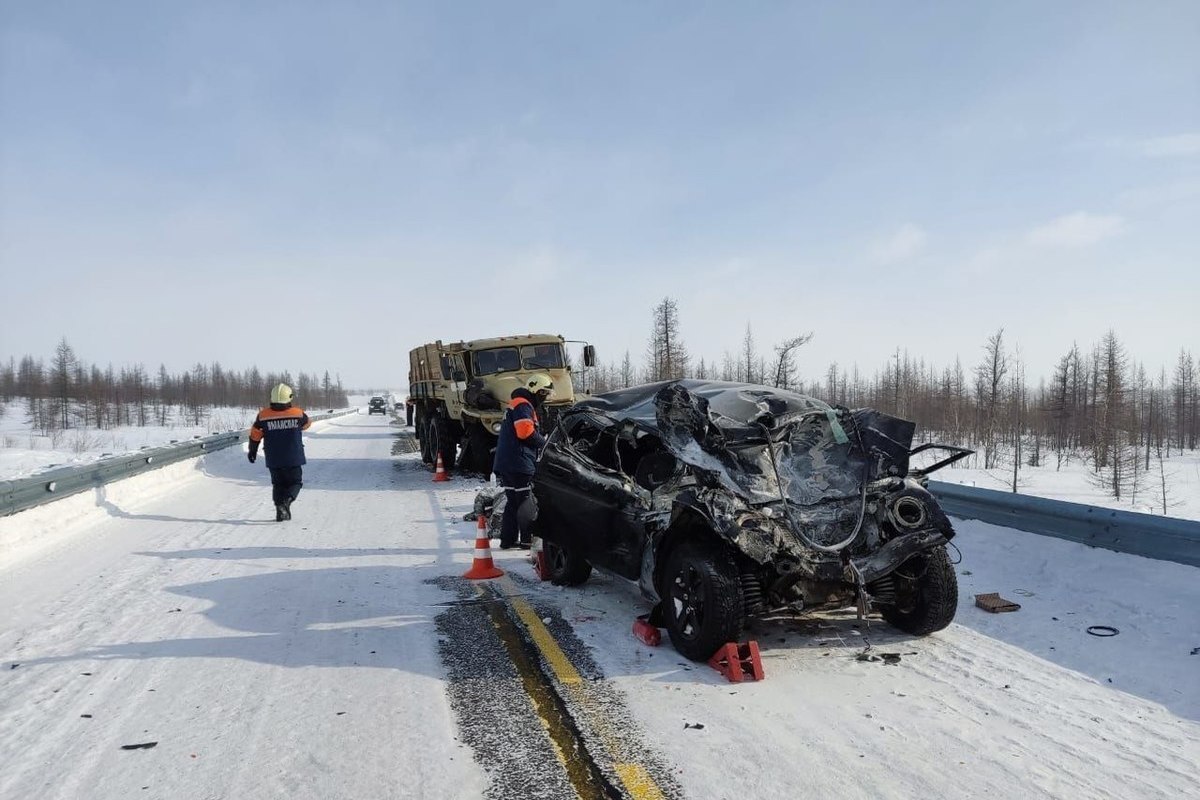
275, 504, 286, 522
282, 499, 292, 521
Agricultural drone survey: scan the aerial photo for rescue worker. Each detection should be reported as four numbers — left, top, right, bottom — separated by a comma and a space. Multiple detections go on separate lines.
492, 373, 553, 549
247, 383, 312, 521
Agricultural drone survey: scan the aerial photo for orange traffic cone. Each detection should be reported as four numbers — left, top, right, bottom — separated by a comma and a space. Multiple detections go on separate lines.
432, 452, 450, 482
464, 515, 504, 580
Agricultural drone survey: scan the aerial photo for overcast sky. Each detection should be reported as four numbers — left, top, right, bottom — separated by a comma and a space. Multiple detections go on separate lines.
2, 2, 1197, 390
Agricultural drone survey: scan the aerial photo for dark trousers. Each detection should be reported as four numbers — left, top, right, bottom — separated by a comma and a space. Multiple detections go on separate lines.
269, 466, 304, 505
496, 472, 532, 546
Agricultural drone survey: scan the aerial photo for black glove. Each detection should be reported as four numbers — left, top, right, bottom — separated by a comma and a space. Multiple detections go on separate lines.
248, 453, 256, 464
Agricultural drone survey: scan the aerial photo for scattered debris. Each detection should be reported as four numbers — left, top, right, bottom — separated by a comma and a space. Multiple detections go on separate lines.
120, 742, 158, 750
81, 672, 93, 676
9, 664, 17, 670
961, 570, 973, 576
856, 651, 908, 665
81, 714, 93, 719
167, 608, 182, 613
1013, 589, 1036, 597
683, 723, 705, 730
1191, 647, 1200, 656
1087, 626, 1119, 637
975, 593, 1021, 613
336, 712, 346, 716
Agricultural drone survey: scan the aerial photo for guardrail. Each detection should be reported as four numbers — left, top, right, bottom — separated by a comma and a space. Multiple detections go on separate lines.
928, 480, 1200, 568
0, 409, 357, 518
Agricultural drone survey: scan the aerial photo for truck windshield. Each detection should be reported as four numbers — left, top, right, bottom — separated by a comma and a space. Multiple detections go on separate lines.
474, 344, 565, 375
474, 348, 522, 375
521, 344, 564, 370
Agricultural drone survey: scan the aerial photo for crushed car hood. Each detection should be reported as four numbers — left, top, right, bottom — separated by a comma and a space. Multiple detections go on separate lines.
573, 380, 916, 510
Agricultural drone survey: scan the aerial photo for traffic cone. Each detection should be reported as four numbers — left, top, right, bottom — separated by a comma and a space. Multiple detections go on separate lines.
464, 515, 504, 580
432, 452, 450, 482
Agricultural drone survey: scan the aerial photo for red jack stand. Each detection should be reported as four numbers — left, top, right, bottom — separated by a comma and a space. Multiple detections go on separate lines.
708, 641, 765, 682
533, 549, 550, 581
632, 616, 661, 647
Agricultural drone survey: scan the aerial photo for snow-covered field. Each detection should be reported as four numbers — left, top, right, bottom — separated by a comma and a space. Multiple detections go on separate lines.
937, 453, 1200, 521
0, 396, 375, 481
1, 412, 1196, 799
0, 405, 257, 480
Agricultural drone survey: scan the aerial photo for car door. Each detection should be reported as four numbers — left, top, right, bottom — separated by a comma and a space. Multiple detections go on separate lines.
533, 418, 645, 580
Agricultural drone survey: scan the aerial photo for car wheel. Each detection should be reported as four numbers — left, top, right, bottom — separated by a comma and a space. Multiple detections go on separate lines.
661, 541, 745, 661
879, 545, 958, 635
542, 539, 592, 586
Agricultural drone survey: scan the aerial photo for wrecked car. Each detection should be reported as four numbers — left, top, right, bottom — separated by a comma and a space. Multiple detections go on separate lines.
530, 380, 972, 661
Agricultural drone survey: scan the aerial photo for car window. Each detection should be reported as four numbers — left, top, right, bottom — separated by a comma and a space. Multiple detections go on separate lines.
560, 415, 623, 472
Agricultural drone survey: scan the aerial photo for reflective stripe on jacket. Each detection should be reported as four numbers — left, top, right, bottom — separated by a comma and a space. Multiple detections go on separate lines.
492, 393, 546, 477
249, 404, 311, 468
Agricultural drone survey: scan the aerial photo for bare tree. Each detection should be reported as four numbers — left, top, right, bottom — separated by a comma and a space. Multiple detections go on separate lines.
974, 329, 1008, 469
645, 297, 689, 381
771, 333, 813, 389
50, 337, 77, 430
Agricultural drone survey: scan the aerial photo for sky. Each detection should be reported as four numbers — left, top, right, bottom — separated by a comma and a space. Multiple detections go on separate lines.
1, 1, 1197, 390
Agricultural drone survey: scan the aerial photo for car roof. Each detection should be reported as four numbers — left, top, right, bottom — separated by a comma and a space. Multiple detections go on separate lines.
573, 379, 831, 431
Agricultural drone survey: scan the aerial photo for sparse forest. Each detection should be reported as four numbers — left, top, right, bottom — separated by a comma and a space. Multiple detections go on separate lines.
584, 297, 1199, 508
0, 338, 350, 433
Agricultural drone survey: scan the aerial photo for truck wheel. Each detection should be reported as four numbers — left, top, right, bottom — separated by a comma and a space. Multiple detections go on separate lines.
542, 540, 592, 586
429, 417, 456, 469
661, 541, 745, 662
415, 409, 432, 464
462, 424, 494, 478
880, 545, 958, 635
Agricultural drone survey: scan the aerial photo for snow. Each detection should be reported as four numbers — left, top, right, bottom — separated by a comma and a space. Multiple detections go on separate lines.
0, 405, 257, 480
1, 412, 1197, 799
934, 452, 1200, 521
0, 398, 373, 481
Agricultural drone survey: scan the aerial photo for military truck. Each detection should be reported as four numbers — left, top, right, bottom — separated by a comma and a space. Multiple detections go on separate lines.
408, 334, 595, 476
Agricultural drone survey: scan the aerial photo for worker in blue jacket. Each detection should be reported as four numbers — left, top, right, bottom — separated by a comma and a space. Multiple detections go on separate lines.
248, 383, 312, 521
492, 373, 553, 549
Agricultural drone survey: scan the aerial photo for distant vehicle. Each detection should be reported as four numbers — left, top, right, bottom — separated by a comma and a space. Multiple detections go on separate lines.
530, 380, 972, 661
367, 396, 388, 415
408, 334, 595, 476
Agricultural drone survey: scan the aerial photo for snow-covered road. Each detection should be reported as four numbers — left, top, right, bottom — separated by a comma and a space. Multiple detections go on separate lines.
1, 413, 1197, 799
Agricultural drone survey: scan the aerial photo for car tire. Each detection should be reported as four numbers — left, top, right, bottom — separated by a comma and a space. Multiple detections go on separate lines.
880, 545, 958, 636
542, 539, 592, 586
661, 541, 745, 662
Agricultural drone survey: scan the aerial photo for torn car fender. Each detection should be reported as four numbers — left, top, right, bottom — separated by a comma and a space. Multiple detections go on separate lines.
851, 528, 949, 584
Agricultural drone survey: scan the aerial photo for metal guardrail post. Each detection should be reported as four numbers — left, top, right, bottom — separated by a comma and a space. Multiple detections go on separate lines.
0, 409, 356, 517
928, 480, 1200, 568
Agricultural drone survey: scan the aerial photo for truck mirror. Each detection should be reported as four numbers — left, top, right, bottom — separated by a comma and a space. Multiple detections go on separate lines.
583, 345, 596, 367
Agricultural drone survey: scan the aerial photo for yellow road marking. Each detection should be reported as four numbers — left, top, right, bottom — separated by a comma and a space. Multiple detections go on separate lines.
615, 764, 668, 800
496, 574, 668, 800
508, 594, 584, 686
